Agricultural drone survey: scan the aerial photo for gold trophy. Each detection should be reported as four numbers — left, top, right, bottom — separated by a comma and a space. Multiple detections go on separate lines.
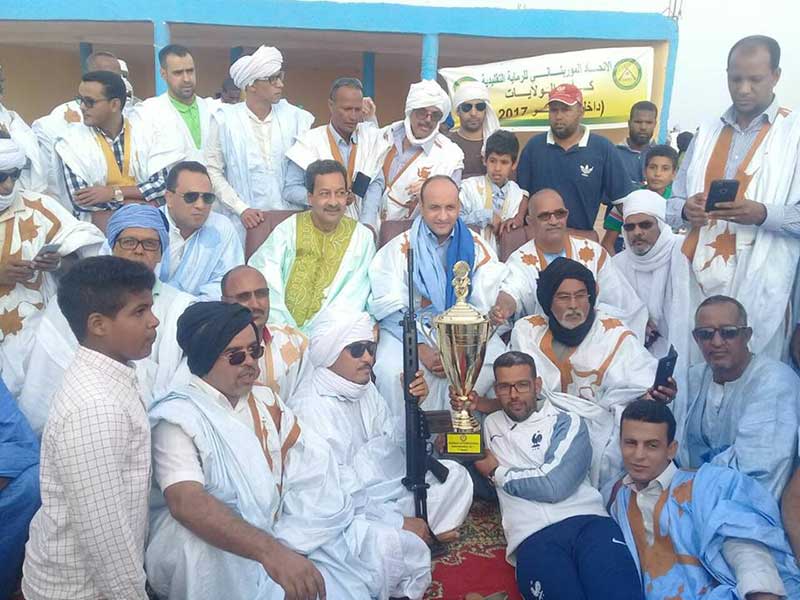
423, 260, 490, 459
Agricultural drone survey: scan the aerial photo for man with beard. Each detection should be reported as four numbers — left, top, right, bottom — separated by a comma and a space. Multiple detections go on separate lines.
616, 101, 658, 187
509, 257, 674, 487
516, 84, 633, 239
445, 78, 501, 179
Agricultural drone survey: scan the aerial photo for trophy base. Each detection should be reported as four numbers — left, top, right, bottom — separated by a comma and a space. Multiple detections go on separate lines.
440, 431, 485, 460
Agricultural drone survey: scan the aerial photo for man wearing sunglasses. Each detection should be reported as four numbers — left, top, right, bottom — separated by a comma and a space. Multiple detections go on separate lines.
147, 301, 383, 600
293, 309, 473, 597
445, 79, 500, 179
501, 188, 647, 340
221, 265, 310, 404
379, 80, 464, 223
17, 203, 195, 435
207, 45, 314, 237
53, 70, 183, 219
160, 161, 243, 300
679, 295, 800, 500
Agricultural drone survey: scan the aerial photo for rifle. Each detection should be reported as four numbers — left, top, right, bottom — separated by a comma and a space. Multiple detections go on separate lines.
401, 248, 449, 554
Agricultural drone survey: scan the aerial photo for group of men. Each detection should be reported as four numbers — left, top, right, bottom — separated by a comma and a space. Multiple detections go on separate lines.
2, 32, 800, 600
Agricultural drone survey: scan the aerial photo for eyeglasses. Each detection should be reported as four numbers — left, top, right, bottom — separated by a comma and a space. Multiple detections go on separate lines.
459, 102, 487, 113
225, 288, 269, 303
176, 191, 216, 205
346, 341, 377, 359
623, 220, 656, 232
534, 208, 569, 222
412, 108, 444, 122
0, 168, 21, 184
692, 326, 749, 342
225, 343, 265, 366
75, 95, 109, 108
116, 237, 161, 252
554, 291, 590, 303
494, 380, 533, 397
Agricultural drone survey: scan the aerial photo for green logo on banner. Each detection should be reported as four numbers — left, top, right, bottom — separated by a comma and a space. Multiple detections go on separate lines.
612, 58, 643, 90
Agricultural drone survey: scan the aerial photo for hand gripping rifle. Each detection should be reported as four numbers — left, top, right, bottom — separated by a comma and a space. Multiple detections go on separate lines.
401, 247, 449, 555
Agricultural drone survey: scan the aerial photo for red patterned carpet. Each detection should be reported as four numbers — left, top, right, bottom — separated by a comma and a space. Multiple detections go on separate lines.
425, 499, 522, 600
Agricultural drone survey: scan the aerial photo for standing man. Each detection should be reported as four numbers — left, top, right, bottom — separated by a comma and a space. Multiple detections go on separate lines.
285, 77, 390, 229
137, 44, 214, 163
206, 45, 314, 237
379, 80, 464, 223
670, 35, 800, 360
219, 77, 241, 104
516, 84, 633, 240
616, 101, 659, 187
445, 78, 500, 179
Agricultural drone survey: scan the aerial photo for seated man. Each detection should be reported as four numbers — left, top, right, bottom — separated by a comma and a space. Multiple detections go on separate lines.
23, 256, 159, 600
0, 136, 105, 391
285, 77, 389, 229
510, 257, 673, 486
248, 159, 375, 334
475, 350, 642, 600
612, 399, 800, 599
54, 71, 182, 219
160, 160, 243, 300
221, 265, 310, 403
146, 302, 389, 599
680, 295, 800, 499
293, 310, 472, 546
379, 80, 464, 223
369, 175, 509, 417
0, 376, 40, 600
500, 187, 646, 337
17, 203, 194, 434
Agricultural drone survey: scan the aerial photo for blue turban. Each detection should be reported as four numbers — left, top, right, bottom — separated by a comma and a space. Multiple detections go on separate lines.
106, 204, 170, 252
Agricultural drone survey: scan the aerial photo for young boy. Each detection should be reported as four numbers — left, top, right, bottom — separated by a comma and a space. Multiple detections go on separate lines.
22, 256, 159, 600
459, 129, 527, 253
602, 144, 678, 253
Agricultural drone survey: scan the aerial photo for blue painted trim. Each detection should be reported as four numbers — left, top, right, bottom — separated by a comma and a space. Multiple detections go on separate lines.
421, 34, 438, 80
659, 36, 679, 142
153, 21, 169, 96
362, 51, 375, 98
230, 46, 244, 66
79, 42, 93, 74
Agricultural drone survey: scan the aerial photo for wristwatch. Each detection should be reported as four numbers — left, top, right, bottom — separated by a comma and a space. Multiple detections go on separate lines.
113, 186, 124, 204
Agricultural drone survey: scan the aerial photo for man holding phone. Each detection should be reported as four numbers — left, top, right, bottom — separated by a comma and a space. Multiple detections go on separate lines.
668, 35, 800, 360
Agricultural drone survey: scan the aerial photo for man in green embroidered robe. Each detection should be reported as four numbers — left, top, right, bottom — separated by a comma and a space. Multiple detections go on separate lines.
249, 159, 376, 334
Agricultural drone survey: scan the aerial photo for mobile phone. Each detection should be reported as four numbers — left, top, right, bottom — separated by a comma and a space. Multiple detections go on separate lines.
705, 179, 740, 212
351, 172, 371, 198
653, 345, 678, 389
36, 243, 61, 256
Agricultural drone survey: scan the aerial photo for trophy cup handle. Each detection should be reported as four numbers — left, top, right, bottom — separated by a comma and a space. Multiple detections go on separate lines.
418, 317, 438, 349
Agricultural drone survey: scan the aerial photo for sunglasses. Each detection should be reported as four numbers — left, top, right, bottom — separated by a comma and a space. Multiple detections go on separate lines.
534, 208, 569, 222
0, 168, 21, 184
459, 102, 487, 113
623, 220, 656, 232
346, 340, 377, 359
692, 326, 749, 342
412, 108, 444, 122
176, 191, 216, 205
225, 343, 265, 366
75, 95, 109, 109
225, 288, 269, 303
116, 237, 161, 252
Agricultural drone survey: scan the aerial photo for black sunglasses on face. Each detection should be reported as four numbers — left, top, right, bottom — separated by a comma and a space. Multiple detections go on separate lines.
75, 95, 109, 108
692, 326, 749, 342
460, 102, 487, 113
346, 341, 377, 359
0, 168, 21, 184
226, 343, 265, 366
176, 191, 217, 205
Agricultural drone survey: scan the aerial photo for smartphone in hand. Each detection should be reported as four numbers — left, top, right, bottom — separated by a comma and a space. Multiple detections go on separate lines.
653, 345, 678, 389
705, 179, 740, 212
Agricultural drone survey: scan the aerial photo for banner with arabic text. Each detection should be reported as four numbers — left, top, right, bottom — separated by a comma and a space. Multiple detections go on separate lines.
439, 46, 654, 131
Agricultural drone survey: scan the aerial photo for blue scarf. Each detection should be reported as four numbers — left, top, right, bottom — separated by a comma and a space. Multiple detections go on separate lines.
410, 216, 475, 313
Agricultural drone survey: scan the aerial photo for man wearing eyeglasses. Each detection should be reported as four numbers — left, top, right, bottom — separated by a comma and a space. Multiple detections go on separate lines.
221, 264, 310, 404
159, 160, 243, 300
679, 295, 800, 500
16, 203, 195, 435
445, 79, 500, 179
292, 309, 473, 597
147, 301, 383, 600
378, 80, 464, 223
206, 45, 314, 238
500, 188, 646, 339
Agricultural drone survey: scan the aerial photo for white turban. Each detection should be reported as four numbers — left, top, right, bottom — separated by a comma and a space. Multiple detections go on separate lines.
0, 138, 26, 172
620, 189, 667, 223
404, 80, 451, 146
452, 79, 500, 143
229, 46, 283, 90
308, 310, 375, 368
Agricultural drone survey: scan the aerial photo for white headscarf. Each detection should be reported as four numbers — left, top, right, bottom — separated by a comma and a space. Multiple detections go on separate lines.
404, 79, 451, 146
229, 46, 283, 90
0, 137, 26, 172
621, 189, 667, 223
452, 79, 500, 144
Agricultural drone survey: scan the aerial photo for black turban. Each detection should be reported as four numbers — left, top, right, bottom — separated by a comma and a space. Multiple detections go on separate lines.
535, 257, 597, 346
177, 301, 256, 376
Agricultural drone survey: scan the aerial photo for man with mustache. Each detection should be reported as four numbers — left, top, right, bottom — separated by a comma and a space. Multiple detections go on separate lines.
445, 78, 501, 179
249, 159, 375, 334
509, 257, 674, 488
